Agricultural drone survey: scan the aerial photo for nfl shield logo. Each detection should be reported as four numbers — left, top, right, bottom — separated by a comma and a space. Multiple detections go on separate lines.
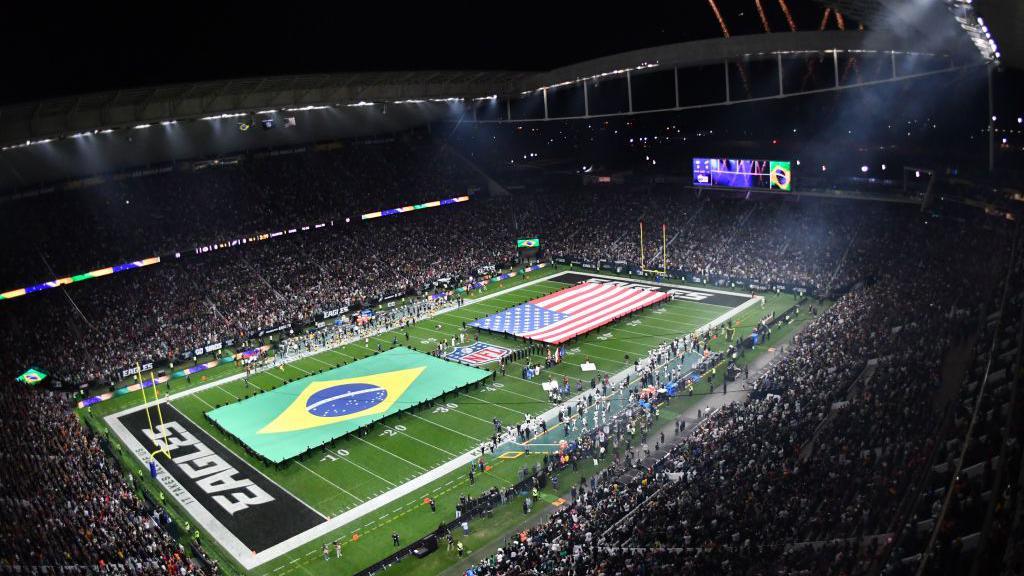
445, 342, 512, 366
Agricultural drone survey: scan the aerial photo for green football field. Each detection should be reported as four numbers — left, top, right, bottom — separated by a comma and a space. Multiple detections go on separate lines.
82, 267, 811, 576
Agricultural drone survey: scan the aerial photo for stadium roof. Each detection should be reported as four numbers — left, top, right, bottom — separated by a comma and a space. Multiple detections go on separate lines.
815, 0, 1022, 69
0, 0, 1007, 191
0, 30, 965, 152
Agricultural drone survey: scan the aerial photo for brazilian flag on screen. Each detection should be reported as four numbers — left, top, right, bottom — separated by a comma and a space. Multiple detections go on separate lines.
206, 347, 491, 462
16, 368, 47, 386
770, 161, 792, 191
517, 238, 540, 248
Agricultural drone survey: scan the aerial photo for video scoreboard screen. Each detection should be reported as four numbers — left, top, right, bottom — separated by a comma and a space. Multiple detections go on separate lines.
692, 158, 792, 191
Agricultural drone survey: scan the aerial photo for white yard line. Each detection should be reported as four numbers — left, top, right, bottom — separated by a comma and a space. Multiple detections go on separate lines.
427, 404, 496, 427
289, 362, 313, 375
605, 326, 663, 338
190, 392, 216, 410
325, 348, 357, 361
577, 341, 649, 357
386, 426, 460, 459
459, 391, 527, 416
406, 412, 483, 442
333, 455, 399, 488
216, 385, 240, 401
479, 382, 548, 403
351, 436, 428, 472
262, 369, 286, 382
295, 461, 367, 503
416, 325, 452, 337
307, 355, 337, 369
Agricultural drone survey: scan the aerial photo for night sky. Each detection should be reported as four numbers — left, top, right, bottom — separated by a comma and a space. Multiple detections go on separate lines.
3, 1, 838, 105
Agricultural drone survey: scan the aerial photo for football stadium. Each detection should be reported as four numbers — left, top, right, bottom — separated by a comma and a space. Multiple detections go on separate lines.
2, 3, 1024, 576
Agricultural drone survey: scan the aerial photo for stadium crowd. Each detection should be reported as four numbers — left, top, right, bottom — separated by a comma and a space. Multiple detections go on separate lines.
0, 131, 1019, 576
0, 385, 211, 575
458, 204, 1011, 576
1, 168, 926, 388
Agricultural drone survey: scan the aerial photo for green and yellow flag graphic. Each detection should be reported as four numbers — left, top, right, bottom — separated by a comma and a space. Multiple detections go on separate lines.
16, 368, 47, 386
207, 348, 490, 463
259, 367, 424, 433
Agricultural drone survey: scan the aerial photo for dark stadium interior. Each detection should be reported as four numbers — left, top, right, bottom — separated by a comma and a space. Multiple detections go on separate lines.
2, 2, 1024, 576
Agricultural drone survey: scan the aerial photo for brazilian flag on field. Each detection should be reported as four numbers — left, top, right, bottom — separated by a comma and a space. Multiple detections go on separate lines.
207, 347, 491, 462
517, 238, 540, 248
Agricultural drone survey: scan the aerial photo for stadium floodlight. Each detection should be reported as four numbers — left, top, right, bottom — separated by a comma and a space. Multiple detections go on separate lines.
284, 105, 331, 111
161, 120, 177, 126
346, 101, 375, 107
100, 129, 114, 134
524, 62, 659, 94
861, 165, 869, 173
882, 164, 887, 171
134, 124, 151, 129
947, 2, 999, 61
257, 109, 277, 114
201, 112, 248, 120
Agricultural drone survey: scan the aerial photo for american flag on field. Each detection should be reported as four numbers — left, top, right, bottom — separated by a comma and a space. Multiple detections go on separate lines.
469, 282, 669, 345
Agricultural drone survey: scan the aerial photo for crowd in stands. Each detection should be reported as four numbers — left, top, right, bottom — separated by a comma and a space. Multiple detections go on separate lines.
459, 200, 1015, 576
0, 131, 1019, 576
0, 134, 480, 288
0, 385, 212, 575
1, 141, 928, 386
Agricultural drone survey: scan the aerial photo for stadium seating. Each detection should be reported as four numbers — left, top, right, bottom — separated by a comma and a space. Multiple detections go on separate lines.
1, 131, 1020, 576
0, 385, 210, 575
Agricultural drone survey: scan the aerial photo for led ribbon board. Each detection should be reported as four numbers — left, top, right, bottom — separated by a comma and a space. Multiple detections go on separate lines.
361, 195, 469, 221
1, 257, 161, 302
